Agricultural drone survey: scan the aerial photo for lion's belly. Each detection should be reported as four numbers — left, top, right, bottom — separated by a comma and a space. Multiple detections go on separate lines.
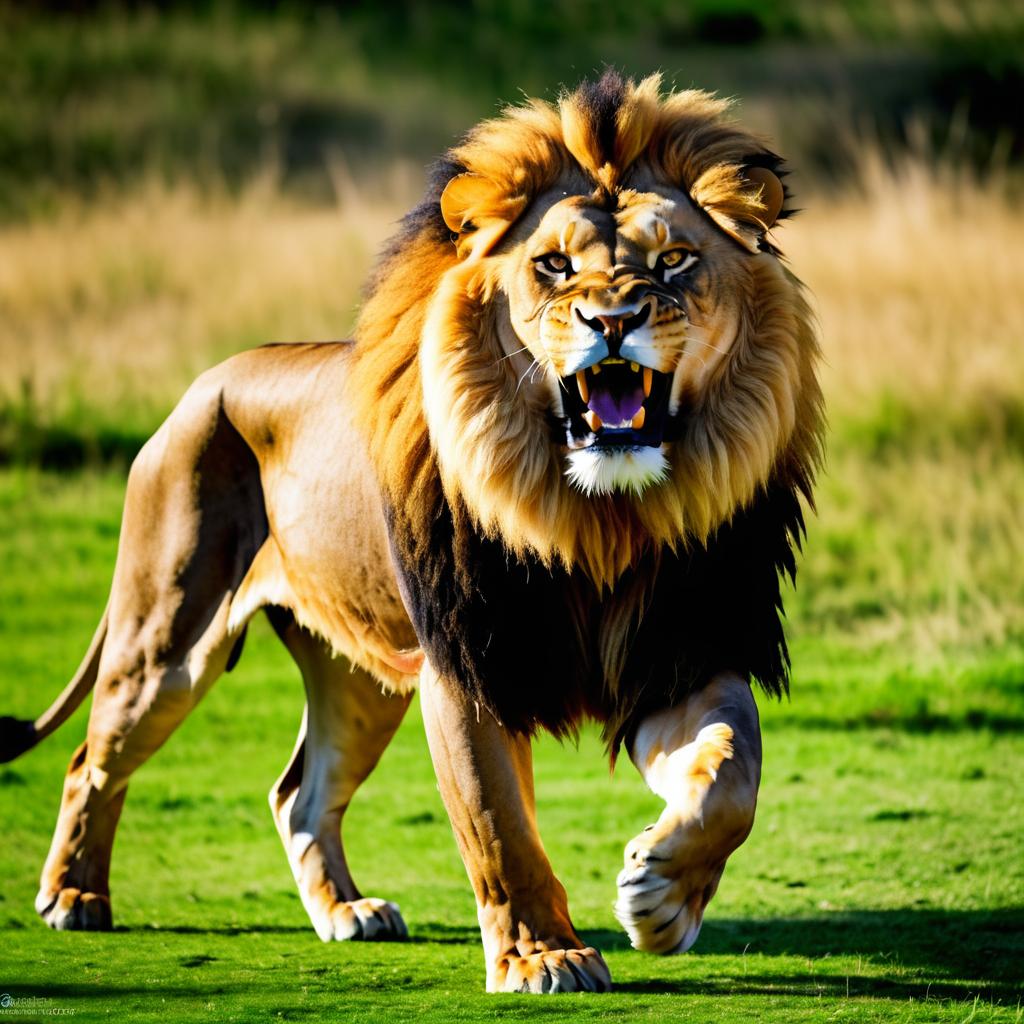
223, 343, 422, 690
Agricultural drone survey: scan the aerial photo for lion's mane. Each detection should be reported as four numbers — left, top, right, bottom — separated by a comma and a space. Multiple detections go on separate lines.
348, 72, 823, 751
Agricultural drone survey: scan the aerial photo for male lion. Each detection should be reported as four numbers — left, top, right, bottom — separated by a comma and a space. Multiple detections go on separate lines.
1, 71, 822, 993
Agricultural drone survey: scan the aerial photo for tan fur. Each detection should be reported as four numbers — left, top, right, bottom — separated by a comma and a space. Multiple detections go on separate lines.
28, 345, 418, 938
10, 75, 820, 994
420, 664, 611, 992
617, 675, 761, 955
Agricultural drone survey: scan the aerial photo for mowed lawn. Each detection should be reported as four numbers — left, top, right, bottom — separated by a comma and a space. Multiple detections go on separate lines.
0, 469, 1021, 1023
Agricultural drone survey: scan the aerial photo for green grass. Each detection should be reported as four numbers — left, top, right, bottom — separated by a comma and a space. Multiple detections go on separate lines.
0, 469, 1021, 1022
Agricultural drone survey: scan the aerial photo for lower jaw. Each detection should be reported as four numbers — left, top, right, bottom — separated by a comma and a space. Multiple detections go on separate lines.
563, 445, 669, 497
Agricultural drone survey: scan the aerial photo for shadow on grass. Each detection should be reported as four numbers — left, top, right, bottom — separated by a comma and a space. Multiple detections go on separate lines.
123, 923, 312, 935
119, 922, 481, 943
586, 907, 1024, 1000
773, 710, 1024, 734
0, 412, 148, 472
101, 910, 1024, 1002
610, 974, 1009, 1002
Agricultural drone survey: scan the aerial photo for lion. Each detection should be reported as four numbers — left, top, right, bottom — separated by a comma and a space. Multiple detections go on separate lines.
0, 71, 822, 994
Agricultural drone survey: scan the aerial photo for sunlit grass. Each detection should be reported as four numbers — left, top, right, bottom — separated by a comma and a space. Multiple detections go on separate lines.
0, 470, 1020, 1022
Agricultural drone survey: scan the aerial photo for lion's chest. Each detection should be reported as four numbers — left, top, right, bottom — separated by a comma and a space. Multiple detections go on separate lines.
386, 481, 799, 749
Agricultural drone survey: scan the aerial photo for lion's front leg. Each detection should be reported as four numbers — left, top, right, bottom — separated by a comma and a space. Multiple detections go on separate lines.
420, 665, 611, 994
615, 672, 761, 954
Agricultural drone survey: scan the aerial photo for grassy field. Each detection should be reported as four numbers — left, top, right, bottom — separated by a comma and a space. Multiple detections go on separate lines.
0, 473, 1021, 1022
0, 76, 1023, 1022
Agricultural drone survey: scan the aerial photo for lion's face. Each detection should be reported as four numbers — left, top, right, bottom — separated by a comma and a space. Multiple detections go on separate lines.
383, 77, 821, 581
500, 185, 746, 495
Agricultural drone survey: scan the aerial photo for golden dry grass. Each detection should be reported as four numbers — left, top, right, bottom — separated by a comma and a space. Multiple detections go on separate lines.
3, 158, 1020, 429
0, 169, 411, 423
788, 155, 1024, 430
1, 160, 1021, 655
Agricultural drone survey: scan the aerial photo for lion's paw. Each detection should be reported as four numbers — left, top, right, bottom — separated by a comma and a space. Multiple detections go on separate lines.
614, 815, 717, 954
495, 947, 611, 994
37, 888, 113, 931
313, 897, 408, 942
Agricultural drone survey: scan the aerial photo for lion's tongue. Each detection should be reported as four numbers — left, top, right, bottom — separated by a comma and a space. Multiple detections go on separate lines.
588, 382, 645, 426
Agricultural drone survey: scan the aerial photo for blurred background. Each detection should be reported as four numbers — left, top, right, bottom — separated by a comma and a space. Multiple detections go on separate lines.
0, 3, 1022, 1015
2, 0, 1022, 690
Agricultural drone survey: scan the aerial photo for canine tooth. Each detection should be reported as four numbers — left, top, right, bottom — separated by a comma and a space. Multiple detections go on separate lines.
591, 363, 602, 375
630, 361, 639, 372
584, 410, 602, 433
643, 367, 652, 397
631, 407, 646, 430
576, 370, 589, 403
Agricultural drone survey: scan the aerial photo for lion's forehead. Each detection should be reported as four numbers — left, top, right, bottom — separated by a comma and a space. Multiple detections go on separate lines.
534, 191, 698, 268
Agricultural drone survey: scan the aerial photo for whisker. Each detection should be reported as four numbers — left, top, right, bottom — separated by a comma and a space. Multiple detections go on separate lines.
496, 345, 530, 364
685, 335, 727, 357
514, 359, 539, 398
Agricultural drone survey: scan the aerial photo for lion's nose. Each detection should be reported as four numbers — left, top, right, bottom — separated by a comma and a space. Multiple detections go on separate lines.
575, 305, 651, 356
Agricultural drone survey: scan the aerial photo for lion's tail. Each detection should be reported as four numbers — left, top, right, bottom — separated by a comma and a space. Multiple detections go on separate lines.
0, 606, 108, 763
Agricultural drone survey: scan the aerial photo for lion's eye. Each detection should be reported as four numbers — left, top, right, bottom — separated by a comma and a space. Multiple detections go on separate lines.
657, 249, 699, 281
534, 252, 572, 279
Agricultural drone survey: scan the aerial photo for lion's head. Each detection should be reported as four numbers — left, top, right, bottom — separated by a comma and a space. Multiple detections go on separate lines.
354, 72, 822, 585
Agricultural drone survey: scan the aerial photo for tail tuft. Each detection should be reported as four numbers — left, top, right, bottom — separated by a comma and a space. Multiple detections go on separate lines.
0, 716, 38, 763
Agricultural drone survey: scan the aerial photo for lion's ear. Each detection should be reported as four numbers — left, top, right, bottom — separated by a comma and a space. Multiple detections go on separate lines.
440, 173, 526, 261
691, 162, 787, 252
743, 166, 785, 229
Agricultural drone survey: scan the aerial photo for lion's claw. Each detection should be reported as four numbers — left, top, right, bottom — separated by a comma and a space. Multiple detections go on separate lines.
315, 897, 408, 942
614, 814, 717, 954
496, 947, 611, 994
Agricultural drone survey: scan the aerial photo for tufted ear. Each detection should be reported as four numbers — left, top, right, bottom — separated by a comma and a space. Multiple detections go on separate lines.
743, 166, 785, 229
690, 162, 787, 253
440, 173, 527, 261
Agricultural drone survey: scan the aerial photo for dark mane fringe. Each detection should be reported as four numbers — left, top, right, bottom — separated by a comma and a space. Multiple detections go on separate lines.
571, 68, 628, 165
363, 157, 464, 299
386, 468, 806, 757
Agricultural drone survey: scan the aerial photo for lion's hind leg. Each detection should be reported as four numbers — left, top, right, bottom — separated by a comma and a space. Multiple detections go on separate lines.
615, 673, 762, 954
36, 380, 266, 930
267, 608, 412, 942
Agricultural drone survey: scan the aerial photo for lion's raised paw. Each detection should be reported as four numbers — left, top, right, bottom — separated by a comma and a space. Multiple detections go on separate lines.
614, 815, 717, 955
494, 947, 611, 994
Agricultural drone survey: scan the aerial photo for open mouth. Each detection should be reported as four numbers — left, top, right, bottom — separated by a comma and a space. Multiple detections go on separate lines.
560, 357, 672, 449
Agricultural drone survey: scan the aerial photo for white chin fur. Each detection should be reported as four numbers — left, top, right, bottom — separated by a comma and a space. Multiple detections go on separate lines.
565, 446, 668, 496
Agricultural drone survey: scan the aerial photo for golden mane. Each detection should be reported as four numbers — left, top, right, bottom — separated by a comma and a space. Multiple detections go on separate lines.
349, 72, 823, 586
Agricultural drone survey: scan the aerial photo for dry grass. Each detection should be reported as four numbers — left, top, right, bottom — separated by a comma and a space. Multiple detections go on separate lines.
787, 154, 1024, 433
1, 158, 1021, 656
4, 156, 1020, 433
0, 169, 412, 425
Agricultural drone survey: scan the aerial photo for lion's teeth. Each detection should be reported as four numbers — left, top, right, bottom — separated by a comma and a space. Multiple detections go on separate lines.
631, 407, 646, 430
576, 370, 589, 403
591, 363, 602, 375
584, 410, 602, 433
642, 367, 652, 397
630, 361, 639, 372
